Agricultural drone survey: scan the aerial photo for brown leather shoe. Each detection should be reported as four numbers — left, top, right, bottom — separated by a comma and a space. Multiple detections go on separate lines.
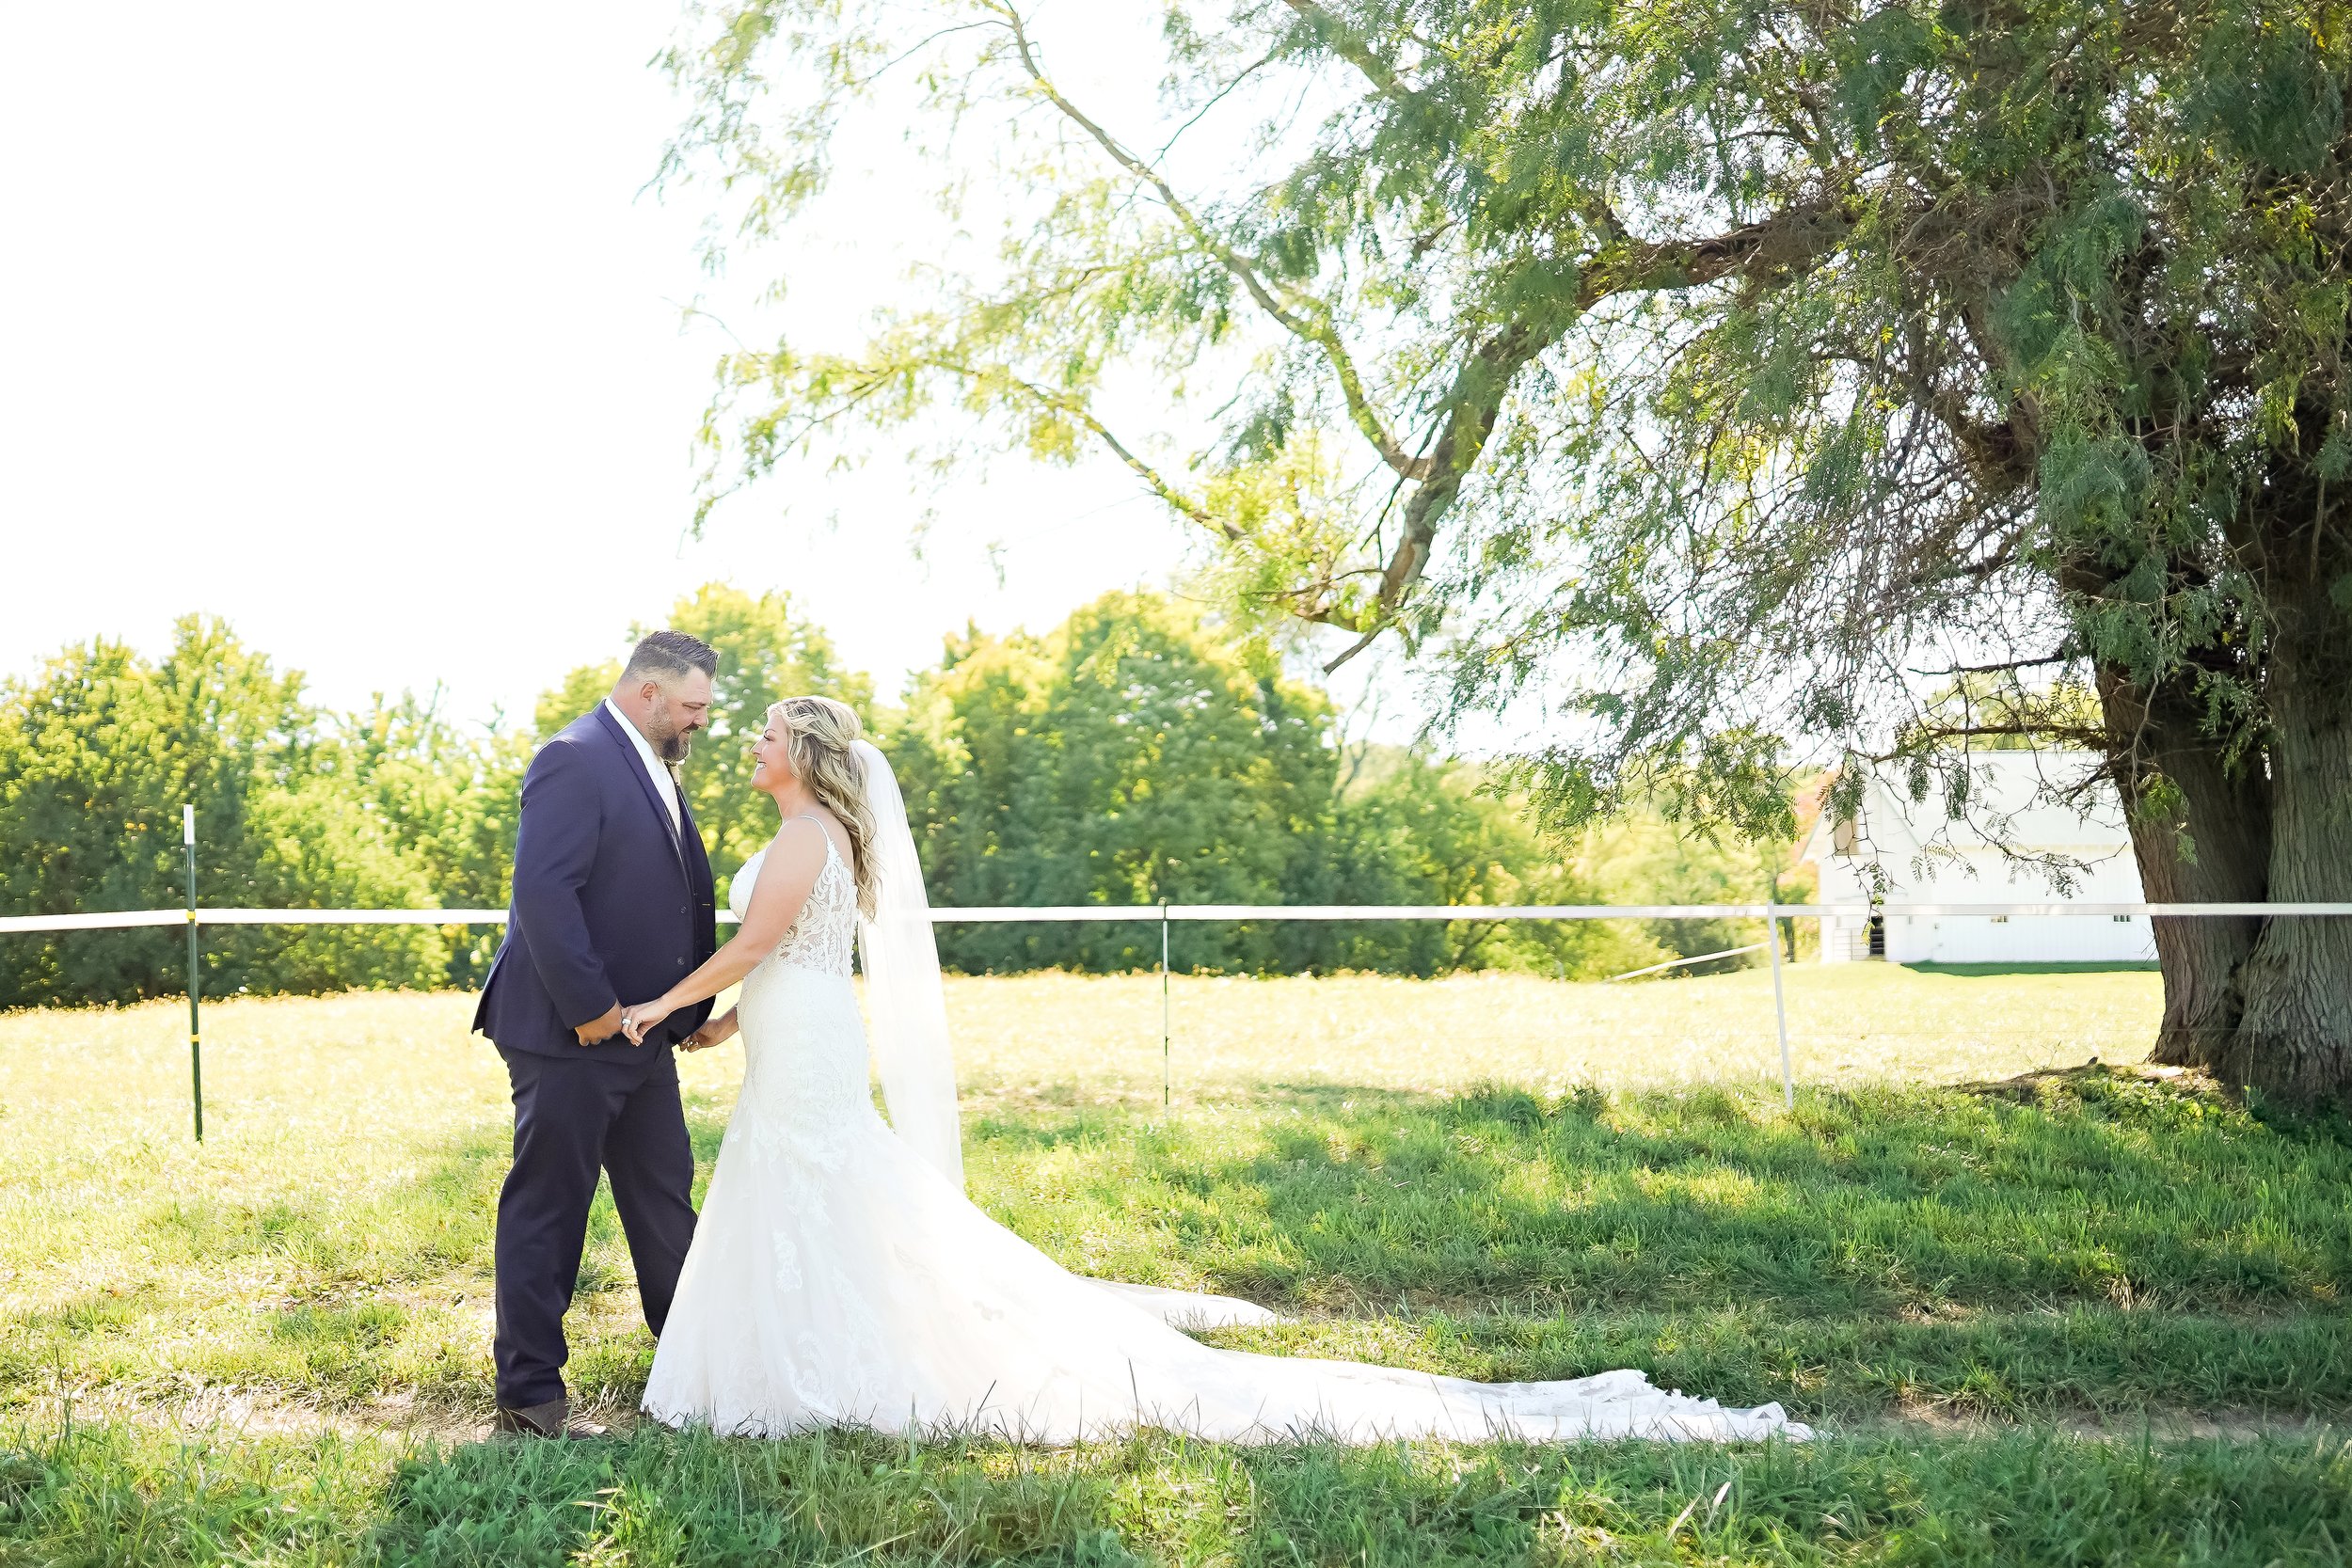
493, 1397, 609, 1439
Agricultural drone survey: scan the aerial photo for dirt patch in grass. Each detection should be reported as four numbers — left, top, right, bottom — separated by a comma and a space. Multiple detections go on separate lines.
14, 1385, 661, 1447
1873, 1399, 2341, 1445
1961, 1060, 2211, 1101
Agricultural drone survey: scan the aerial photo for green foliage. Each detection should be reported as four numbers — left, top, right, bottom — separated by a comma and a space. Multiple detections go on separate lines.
1314, 749, 1666, 978
1912, 678, 2106, 754
337, 691, 533, 987
1576, 814, 1780, 974
0, 620, 463, 1006
894, 592, 1338, 971
892, 592, 1674, 975
657, 0, 2352, 854
532, 661, 616, 743
2, 591, 1772, 1001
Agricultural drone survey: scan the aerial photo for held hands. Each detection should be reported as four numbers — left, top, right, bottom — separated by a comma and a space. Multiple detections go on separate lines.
619, 996, 676, 1046
573, 1003, 625, 1047
684, 1010, 739, 1053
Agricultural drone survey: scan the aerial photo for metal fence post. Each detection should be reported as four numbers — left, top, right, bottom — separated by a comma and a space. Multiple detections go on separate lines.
1766, 902, 1792, 1110
183, 804, 203, 1142
1159, 903, 1171, 1113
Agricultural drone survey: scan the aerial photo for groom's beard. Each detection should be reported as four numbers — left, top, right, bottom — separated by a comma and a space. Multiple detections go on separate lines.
644, 695, 696, 762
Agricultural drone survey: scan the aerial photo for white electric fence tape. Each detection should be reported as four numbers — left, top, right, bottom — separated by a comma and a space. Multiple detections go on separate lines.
7, 902, 2352, 934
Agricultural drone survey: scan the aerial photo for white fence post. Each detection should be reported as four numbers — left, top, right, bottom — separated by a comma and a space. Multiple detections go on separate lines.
1767, 903, 1793, 1109
1159, 903, 1171, 1113
183, 804, 203, 1143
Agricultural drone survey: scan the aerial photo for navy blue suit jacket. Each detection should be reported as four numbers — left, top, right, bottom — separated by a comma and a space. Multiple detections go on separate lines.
472, 706, 718, 1061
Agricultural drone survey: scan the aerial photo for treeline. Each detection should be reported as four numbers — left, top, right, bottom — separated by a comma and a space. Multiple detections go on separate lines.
891, 594, 1770, 976
0, 589, 1779, 1007
0, 621, 524, 1006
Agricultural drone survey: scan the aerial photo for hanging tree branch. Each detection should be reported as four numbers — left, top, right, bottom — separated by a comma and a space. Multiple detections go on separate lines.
1279, 0, 1411, 100
988, 1, 1431, 483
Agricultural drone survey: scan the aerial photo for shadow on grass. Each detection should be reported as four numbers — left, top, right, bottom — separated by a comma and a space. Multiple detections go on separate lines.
7, 1413, 2350, 1568
347, 1421, 2352, 1568
982, 1069, 2352, 1311
969, 1069, 2352, 1418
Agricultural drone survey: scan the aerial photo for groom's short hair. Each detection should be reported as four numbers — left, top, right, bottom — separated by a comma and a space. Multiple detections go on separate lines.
622, 629, 719, 685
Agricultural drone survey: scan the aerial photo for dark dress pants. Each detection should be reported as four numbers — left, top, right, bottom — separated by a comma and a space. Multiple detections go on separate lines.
493, 1044, 698, 1410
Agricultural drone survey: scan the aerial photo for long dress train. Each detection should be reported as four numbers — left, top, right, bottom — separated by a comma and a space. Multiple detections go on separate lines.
642, 839, 1807, 1443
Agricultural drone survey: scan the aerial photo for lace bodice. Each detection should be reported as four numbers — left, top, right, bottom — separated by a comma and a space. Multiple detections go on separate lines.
729, 823, 857, 978
728, 821, 871, 1176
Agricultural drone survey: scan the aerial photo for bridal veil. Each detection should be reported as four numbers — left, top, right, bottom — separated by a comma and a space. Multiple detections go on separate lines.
851, 738, 964, 1189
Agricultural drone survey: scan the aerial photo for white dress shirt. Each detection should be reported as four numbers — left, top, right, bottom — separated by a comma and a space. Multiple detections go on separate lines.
604, 697, 681, 837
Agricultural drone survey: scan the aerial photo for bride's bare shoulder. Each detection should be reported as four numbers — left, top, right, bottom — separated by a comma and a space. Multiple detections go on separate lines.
789, 806, 852, 857
766, 811, 849, 867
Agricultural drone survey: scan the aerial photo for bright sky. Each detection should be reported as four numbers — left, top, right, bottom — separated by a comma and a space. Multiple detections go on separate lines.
1, 3, 1425, 736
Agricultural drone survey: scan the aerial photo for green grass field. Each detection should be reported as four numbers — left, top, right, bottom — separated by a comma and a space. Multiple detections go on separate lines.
6, 966, 2352, 1565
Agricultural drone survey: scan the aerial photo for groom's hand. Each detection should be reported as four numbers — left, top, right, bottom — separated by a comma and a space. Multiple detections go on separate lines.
574, 1003, 625, 1046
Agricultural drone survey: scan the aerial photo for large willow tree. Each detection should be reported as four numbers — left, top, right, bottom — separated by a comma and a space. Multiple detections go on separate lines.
663, 0, 2352, 1100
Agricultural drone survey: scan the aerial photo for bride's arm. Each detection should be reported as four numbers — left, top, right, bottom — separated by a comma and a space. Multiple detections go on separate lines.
683, 1006, 738, 1052
620, 822, 828, 1044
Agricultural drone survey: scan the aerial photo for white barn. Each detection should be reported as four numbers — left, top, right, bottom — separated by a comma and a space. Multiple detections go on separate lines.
1799, 751, 2157, 965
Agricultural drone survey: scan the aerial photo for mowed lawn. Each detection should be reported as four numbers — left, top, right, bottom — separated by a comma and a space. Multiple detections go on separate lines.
7, 966, 2352, 1565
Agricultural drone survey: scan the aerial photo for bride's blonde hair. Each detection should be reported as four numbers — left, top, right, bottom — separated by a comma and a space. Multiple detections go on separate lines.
766, 694, 881, 917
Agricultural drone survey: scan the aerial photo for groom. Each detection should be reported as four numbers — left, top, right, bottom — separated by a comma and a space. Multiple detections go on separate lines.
472, 629, 722, 1437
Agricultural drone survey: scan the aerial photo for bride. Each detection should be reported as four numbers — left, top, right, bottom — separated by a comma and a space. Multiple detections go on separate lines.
618, 696, 1806, 1443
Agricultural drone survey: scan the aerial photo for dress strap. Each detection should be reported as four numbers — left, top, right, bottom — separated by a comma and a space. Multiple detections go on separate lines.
776, 812, 839, 861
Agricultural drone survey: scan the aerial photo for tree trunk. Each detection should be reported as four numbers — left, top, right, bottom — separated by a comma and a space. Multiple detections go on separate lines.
2099, 665, 2270, 1075
2227, 604, 2352, 1101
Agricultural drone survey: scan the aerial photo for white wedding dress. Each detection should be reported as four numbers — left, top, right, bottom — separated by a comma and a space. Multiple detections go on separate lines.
641, 829, 1807, 1444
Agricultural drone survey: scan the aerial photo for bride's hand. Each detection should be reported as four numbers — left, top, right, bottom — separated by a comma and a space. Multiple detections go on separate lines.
684, 1010, 738, 1053
620, 997, 675, 1045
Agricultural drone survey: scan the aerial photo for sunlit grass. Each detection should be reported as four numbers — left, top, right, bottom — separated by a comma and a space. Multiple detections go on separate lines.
946, 963, 2162, 1108
6, 968, 2351, 1563
8, 1417, 2352, 1567
0, 963, 2166, 1136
